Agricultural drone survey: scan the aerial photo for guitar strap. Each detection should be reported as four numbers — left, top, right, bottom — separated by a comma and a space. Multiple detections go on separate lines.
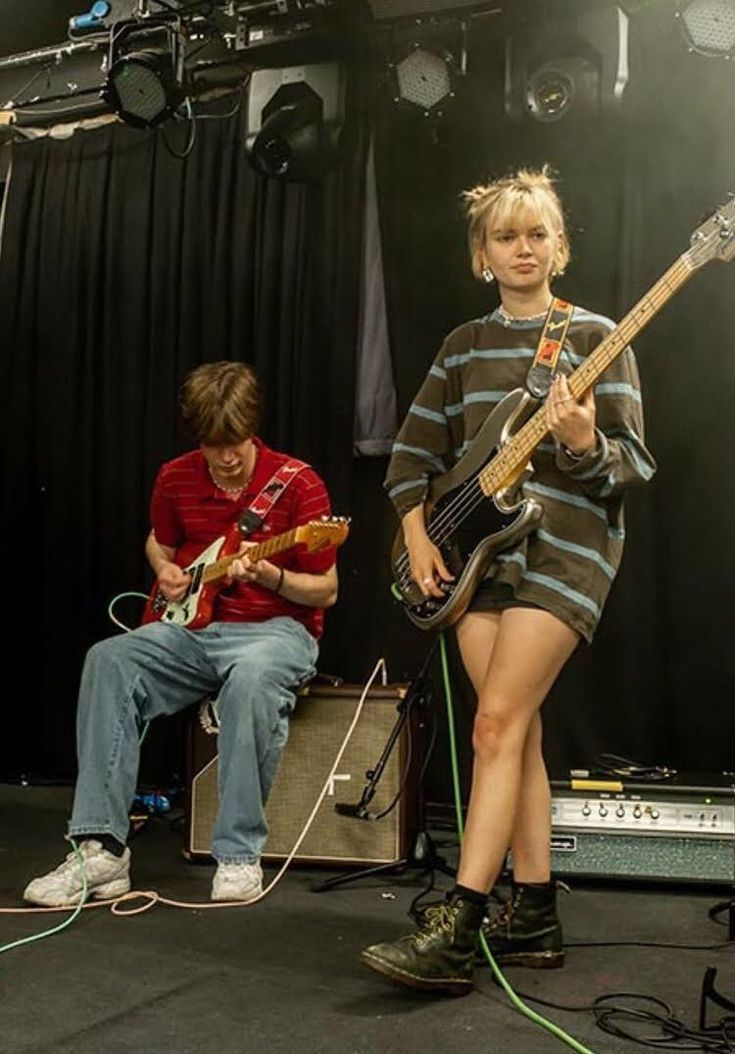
525, 297, 575, 398
238, 458, 307, 536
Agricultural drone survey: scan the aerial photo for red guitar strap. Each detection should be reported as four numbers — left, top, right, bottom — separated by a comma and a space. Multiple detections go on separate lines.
239, 458, 307, 536
526, 297, 575, 398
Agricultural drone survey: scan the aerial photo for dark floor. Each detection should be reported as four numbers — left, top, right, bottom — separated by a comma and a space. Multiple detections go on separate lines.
1, 785, 733, 1054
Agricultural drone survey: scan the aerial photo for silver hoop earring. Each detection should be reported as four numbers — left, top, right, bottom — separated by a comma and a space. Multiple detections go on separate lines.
481, 267, 494, 283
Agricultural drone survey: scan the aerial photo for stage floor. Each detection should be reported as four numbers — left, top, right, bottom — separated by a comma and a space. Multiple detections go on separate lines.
0, 785, 732, 1054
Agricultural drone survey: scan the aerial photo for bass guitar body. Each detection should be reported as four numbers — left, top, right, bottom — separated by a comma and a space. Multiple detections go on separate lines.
391, 389, 544, 631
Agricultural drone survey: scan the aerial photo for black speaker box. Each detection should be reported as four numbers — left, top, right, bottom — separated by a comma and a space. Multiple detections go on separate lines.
185, 684, 418, 866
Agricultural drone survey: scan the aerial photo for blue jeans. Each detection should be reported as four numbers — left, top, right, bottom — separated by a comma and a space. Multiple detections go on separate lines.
69, 618, 318, 863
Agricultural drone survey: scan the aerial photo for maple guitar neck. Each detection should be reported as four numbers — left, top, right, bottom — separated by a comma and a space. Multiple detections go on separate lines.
202, 528, 301, 586
478, 255, 694, 495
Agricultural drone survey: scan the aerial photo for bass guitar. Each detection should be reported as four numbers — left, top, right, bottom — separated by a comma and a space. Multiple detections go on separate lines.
142, 516, 350, 629
392, 198, 735, 631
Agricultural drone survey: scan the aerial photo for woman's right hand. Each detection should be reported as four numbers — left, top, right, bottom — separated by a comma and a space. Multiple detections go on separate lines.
402, 506, 454, 599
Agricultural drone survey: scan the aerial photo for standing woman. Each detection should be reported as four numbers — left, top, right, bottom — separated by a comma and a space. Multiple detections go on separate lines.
361, 166, 656, 995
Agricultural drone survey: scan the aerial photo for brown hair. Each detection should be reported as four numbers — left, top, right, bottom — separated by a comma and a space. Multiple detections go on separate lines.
463, 164, 570, 280
179, 361, 262, 445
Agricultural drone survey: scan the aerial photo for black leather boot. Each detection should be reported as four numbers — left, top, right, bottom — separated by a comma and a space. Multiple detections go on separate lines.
479, 881, 564, 969
360, 893, 486, 996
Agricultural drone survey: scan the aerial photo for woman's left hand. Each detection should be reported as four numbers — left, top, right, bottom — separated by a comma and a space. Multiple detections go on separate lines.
545, 373, 597, 456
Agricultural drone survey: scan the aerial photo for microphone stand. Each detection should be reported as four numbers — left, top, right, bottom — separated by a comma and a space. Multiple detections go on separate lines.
312, 636, 456, 893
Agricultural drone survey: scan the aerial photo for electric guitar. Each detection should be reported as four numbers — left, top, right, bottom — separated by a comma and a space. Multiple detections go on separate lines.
142, 516, 350, 629
392, 198, 735, 631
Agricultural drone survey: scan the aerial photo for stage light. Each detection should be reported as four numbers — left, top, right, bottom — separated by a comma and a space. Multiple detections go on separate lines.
104, 46, 185, 129
245, 63, 344, 181
525, 57, 598, 123
506, 5, 629, 123
392, 45, 455, 116
678, 0, 735, 56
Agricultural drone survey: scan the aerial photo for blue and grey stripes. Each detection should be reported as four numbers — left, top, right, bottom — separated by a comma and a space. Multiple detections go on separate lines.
384, 305, 655, 641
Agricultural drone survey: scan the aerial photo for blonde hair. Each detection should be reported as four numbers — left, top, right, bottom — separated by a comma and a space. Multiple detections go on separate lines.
180, 361, 262, 445
463, 165, 570, 281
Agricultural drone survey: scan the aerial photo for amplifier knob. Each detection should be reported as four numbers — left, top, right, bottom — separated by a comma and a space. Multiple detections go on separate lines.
615, 805, 625, 818
633, 804, 642, 819
650, 808, 660, 820
598, 804, 608, 818
582, 803, 591, 817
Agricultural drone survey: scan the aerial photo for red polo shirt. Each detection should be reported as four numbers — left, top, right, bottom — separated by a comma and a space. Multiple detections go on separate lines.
149, 438, 335, 638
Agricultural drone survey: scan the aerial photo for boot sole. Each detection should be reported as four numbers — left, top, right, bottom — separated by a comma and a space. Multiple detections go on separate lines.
478, 950, 565, 969
360, 950, 472, 997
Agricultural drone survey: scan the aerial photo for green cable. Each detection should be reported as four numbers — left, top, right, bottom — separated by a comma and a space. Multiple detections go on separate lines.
1, 595, 151, 956
438, 632, 600, 1054
0, 839, 89, 956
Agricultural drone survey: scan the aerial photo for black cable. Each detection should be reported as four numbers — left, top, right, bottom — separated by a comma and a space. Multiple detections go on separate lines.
565, 939, 733, 952
594, 752, 677, 781
370, 710, 414, 821
1, 63, 53, 108
492, 987, 735, 1052
407, 868, 439, 921
160, 103, 197, 158
192, 77, 250, 122
150, 0, 215, 15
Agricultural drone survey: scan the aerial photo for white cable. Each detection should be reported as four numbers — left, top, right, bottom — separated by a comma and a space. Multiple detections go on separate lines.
107, 591, 148, 631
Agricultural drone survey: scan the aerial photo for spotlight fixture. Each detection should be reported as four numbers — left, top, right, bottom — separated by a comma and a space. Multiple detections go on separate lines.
103, 20, 186, 129
245, 63, 344, 181
104, 47, 185, 128
677, 0, 735, 56
525, 57, 598, 123
391, 45, 455, 117
506, 5, 629, 123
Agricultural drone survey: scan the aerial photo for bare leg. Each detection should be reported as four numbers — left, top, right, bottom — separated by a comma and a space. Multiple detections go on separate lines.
510, 711, 552, 883
454, 610, 501, 692
360, 607, 577, 992
457, 607, 579, 893
456, 612, 558, 885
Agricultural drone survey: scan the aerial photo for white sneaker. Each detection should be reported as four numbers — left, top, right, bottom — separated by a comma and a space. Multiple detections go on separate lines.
23, 840, 131, 907
211, 861, 263, 903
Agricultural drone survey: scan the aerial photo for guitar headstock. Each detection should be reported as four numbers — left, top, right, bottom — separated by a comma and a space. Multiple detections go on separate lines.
295, 516, 351, 552
686, 197, 735, 270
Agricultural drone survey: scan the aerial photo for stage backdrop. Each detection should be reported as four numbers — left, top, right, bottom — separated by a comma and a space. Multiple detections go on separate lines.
0, 94, 367, 781
1, 6, 733, 804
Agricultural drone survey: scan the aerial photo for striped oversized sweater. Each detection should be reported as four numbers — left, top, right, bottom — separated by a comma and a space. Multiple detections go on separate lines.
384, 306, 657, 641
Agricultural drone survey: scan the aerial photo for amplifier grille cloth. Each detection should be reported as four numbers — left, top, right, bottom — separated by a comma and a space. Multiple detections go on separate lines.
188, 687, 415, 865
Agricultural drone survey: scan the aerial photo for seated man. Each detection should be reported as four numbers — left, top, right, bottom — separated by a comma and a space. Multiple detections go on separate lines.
25, 361, 338, 906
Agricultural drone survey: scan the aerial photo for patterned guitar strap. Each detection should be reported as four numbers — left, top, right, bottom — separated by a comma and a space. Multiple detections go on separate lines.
201, 457, 308, 734
525, 297, 575, 398
238, 458, 308, 537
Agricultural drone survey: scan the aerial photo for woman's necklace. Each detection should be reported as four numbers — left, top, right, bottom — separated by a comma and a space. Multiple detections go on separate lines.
497, 303, 551, 322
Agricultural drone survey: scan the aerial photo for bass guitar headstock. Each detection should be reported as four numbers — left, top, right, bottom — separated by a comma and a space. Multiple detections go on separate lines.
686, 196, 735, 269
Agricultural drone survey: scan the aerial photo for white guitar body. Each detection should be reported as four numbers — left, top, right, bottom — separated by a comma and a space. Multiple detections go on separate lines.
149, 536, 226, 627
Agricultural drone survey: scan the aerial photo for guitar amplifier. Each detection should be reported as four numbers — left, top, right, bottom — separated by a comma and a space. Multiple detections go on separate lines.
185, 683, 418, 866
548, 774, 735, 885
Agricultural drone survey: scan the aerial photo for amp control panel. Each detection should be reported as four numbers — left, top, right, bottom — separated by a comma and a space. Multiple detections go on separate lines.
551, 795, 734, 836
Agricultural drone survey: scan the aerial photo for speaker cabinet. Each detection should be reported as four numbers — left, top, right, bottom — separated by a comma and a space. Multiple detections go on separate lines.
185, 684, 418, 866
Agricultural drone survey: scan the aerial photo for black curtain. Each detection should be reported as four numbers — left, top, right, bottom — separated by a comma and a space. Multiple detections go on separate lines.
0, 96, 366, 781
